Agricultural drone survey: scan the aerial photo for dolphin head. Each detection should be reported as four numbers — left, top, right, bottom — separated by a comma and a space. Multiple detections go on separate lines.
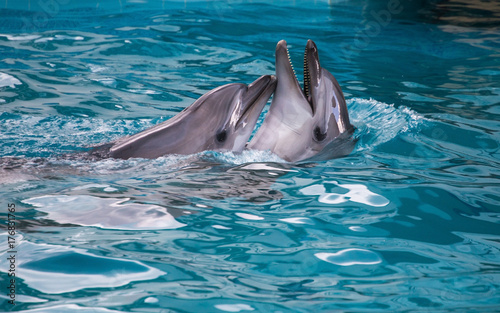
108, 75, 276, 159
248, 40, 353, 162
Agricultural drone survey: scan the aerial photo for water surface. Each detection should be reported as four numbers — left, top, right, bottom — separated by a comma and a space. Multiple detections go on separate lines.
1, 1, 499, 312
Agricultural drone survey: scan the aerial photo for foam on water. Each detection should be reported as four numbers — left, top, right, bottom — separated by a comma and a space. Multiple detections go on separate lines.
204, 150, 287, 165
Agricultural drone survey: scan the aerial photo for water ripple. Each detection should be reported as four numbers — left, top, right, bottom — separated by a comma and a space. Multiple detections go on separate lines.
23, 194, 186, 230
1, 1, 500, 312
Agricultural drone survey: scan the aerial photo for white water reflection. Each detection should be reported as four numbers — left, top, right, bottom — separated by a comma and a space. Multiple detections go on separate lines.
17, 304, 125, 312
215, 304, 255, 312
0, 239, 165, 294
0, 72, 22, 88
300, 181, 390, 207
315, 249, 382, 266
235, 212, 264, 221
23, 195, 186, 230
213, 225, 232, 230
280, 217, 313, 224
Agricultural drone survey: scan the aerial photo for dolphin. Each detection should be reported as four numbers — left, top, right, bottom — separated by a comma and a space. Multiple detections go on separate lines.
247, 40, 354, 162
92, 75, 276, 159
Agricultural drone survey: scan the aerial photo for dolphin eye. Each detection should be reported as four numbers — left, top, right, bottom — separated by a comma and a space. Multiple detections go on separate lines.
314, 127, 327, 142
216, 130, 227, 143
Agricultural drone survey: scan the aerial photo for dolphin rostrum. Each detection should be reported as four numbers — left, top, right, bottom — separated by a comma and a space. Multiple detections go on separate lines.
247, 40, 354, 162
95, 75, 276, 159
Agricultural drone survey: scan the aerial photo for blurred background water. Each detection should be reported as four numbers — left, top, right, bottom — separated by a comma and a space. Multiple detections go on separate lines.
0, 0, 499, 312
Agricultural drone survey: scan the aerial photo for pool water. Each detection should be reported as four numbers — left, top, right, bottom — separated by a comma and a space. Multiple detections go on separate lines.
1, 0, 500, 312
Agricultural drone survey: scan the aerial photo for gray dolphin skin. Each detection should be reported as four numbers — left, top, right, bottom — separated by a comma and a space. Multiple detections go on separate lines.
101, 75, 276, 159
248, 40, 354, 162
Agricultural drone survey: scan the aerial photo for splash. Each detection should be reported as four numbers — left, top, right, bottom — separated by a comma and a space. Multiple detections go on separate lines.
348, 98, 425, 150
202, 150, 286, 165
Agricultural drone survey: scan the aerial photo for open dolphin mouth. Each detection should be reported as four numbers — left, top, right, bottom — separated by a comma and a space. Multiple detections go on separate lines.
275, 39, 320, 114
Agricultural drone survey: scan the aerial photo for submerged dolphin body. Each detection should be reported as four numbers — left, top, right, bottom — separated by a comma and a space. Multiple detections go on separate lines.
248, 40, 354, 162
96, 75, 276, 159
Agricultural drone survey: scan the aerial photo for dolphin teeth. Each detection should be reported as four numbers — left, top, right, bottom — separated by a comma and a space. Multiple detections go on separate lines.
303, 46, 311, 101
286, 46, 297, 78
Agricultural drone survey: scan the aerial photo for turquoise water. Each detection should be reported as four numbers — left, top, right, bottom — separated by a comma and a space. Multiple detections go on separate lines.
1, 0, 500, 312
